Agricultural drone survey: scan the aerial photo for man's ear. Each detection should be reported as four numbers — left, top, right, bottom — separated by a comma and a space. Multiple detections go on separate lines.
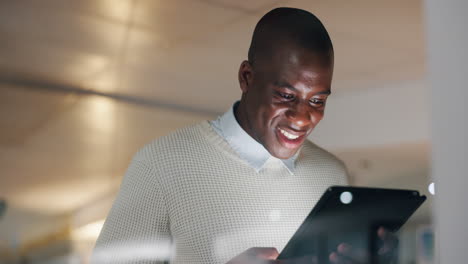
238, 60, 253, 93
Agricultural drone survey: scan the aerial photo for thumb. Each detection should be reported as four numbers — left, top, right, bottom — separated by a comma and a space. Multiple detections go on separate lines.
246, 247, 280, 260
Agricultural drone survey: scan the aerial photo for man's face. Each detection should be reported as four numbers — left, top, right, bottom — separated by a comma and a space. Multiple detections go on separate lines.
238, 46, 333, 159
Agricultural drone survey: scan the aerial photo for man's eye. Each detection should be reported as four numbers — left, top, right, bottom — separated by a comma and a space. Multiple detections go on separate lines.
310, 98, 325, 105
279, 93, 294, 100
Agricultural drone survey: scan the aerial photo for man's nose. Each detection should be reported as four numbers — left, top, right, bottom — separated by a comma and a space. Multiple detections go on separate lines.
285, 101, 312, 128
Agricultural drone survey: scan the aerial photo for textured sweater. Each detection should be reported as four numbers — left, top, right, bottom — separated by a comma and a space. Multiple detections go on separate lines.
91, 121, 348, 264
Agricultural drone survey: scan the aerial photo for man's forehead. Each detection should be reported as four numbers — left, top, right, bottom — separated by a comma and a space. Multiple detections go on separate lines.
266, 40, 332, 63
269, 46, 333, 71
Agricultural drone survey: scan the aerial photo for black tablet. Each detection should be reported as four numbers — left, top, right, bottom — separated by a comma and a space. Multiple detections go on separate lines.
278, 186, 426, 262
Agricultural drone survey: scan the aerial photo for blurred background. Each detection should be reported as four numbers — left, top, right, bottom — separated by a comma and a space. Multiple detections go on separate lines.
0, 0, 445, 263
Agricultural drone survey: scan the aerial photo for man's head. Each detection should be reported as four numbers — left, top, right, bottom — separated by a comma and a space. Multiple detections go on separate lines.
236, 7, 334, 159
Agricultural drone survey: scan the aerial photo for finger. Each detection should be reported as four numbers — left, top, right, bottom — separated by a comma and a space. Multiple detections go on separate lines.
377, 227, 391, 240
337, 243, 352, 255
247, 247, 280, 260
336, 243, 367, 263
329, 252, 340, 264
329, 252, 353, 264
378, 227, 399, 242
228, 247, 280, 264
334, 243, 371, 264
377, 227, 399, 255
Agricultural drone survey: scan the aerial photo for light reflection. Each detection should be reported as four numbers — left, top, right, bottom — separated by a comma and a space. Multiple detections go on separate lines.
86, 96, 116, 135
83, 55, 109, 74
340, 191, 353, 204
428, 182, 435, 195
64, 53, 110, 81
87, 71, 117, 92
91, 239, 174, 263
72, 219, 105, 241
97, 0, 133, 23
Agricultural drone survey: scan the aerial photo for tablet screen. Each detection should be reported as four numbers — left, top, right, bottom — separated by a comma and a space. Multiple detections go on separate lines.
278, 186, 426, 262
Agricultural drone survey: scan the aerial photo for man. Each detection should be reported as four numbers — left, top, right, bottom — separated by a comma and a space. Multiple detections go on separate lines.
91, 7, 396, 264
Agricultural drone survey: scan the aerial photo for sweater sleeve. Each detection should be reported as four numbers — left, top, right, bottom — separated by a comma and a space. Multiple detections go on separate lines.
90, 155, 172, 264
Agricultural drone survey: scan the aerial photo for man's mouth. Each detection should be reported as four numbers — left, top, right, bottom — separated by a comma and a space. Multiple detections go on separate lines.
278, 127, 300, 140
276, 127, 307, 148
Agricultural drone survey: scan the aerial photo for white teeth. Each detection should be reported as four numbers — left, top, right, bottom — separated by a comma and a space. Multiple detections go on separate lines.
279, 128, 300, 140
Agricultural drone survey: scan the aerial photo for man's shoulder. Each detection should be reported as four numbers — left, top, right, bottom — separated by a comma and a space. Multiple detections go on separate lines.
301, 140, 345, 166
148, 120, 209, 146
133, 120, 213, 162
300, 140, 349, 184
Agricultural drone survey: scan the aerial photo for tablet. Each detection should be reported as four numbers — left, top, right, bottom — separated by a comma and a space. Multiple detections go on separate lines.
278, 186, 426, 262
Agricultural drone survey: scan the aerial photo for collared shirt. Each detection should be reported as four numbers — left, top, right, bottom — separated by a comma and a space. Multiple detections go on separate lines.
210, 102, 298, 174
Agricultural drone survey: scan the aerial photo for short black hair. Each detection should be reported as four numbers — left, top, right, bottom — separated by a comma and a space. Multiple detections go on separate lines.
248, 7, 333, 65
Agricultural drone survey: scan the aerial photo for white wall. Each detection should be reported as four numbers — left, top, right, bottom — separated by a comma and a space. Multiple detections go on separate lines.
425, 0, 468, 263
311, 79, 429, 150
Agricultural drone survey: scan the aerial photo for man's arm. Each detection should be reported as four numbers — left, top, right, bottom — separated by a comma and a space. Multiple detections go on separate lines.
91, 155, 171, 264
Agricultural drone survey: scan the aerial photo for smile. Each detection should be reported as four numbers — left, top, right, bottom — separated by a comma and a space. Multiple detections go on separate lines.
276, 127, 306, 149
278, 127, 300, 140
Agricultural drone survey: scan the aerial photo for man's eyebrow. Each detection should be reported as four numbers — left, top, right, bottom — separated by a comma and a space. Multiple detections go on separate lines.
274, 80, 296, 90
274, 81, 332, 95
317, 90, 332, 95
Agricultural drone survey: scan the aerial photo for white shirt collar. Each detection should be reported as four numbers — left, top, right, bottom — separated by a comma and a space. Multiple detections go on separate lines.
210, 102, 297, 174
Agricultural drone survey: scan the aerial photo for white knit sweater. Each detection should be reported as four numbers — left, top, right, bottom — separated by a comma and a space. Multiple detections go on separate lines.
91, 121, 348, 264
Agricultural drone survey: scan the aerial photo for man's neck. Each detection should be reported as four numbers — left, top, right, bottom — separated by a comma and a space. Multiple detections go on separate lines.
234, 100, 258, 145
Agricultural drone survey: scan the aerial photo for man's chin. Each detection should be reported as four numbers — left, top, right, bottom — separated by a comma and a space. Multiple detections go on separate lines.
269, 147, 298, 160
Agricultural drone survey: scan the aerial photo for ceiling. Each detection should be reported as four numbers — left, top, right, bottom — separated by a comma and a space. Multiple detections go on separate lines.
0, 0, 425, 113
0, 0, 430, 250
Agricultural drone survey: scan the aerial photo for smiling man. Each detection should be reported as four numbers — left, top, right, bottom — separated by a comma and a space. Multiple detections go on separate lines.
92, 7, 351, 264
236, 27, 334, 160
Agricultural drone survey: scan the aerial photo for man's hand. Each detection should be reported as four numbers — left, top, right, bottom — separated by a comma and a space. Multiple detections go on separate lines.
376, 227, 399, 263
329, 227, 399, 264
229, 228, 398, 264
226, 247, 280, 264
226, 247, 316, 264
329, 243, 367, 264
